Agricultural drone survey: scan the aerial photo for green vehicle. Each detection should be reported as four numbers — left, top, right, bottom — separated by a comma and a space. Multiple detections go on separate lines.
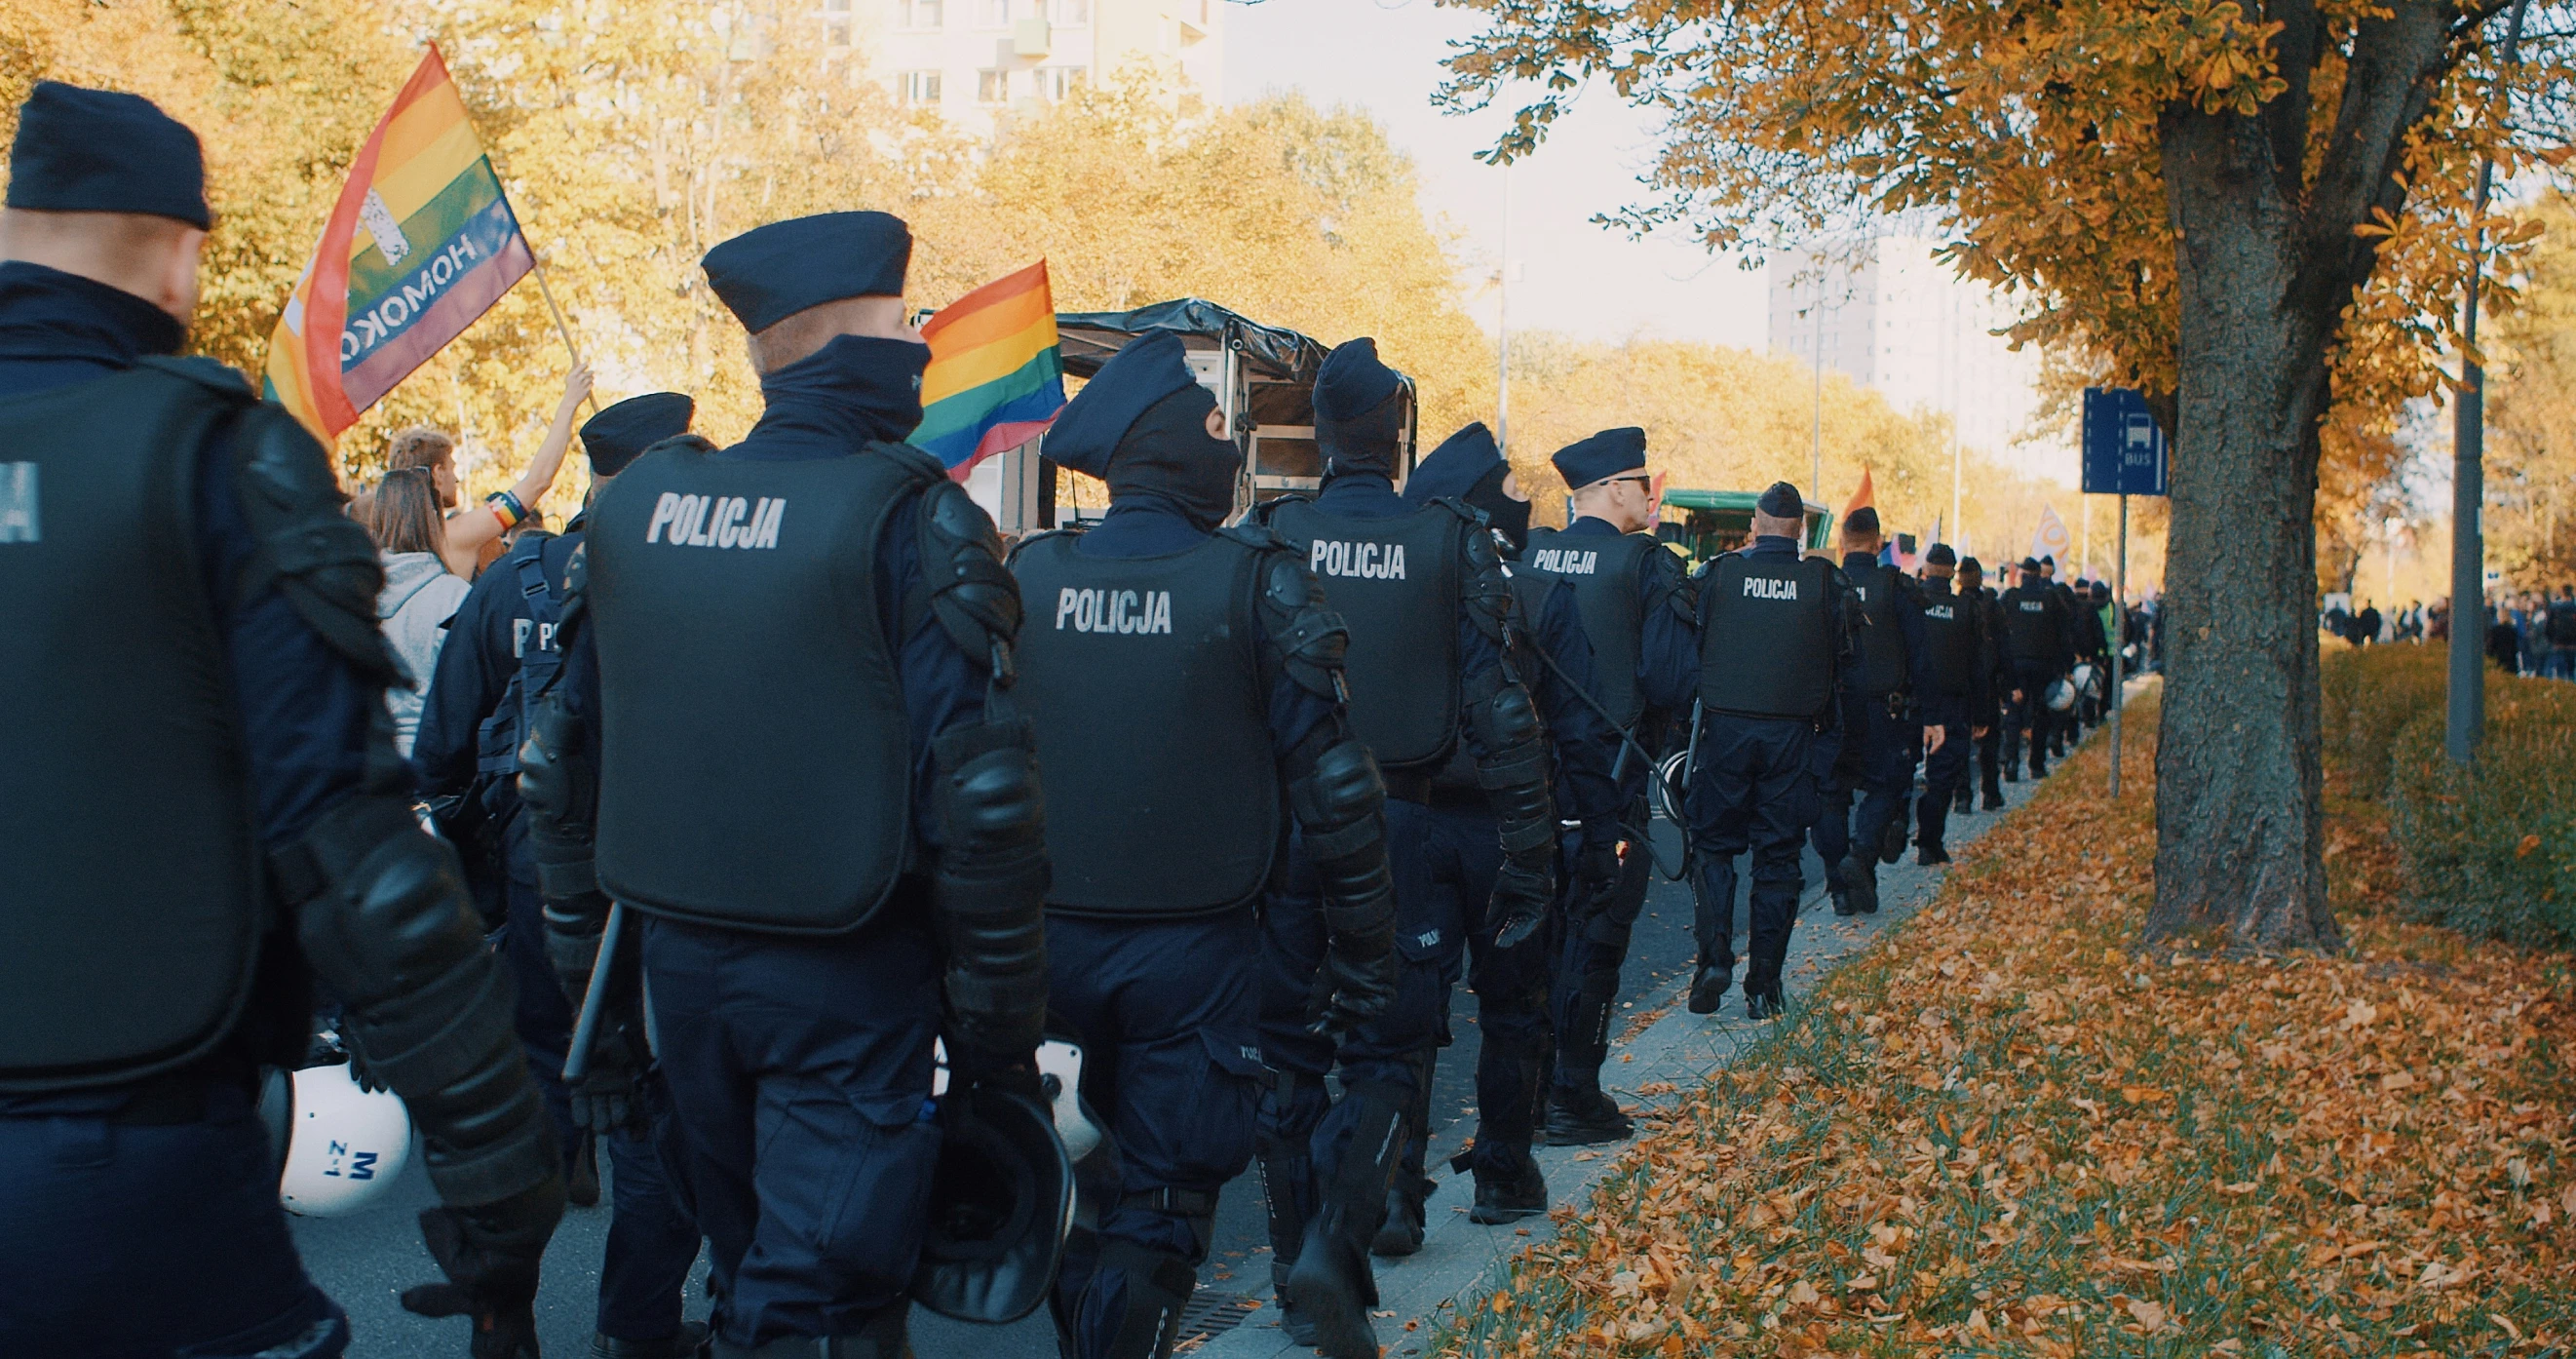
1655, 488, 1833, 568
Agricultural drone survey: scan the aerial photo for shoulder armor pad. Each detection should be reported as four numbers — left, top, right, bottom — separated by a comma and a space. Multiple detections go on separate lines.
1003, 525, 1083, 567
228, 404, 404, 685
1249, 494, 1309, 526
1457, 513, 1512, 645
1217, 521, 1291, 554
874, 440, 952, 486
916, 477, 1022, 673
1252, 550, 1348, 700
136, 354, 259, 399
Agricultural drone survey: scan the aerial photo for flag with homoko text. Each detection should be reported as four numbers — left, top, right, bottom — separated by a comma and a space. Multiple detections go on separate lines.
913, 260, 1067, 480
262, 46, 533, 443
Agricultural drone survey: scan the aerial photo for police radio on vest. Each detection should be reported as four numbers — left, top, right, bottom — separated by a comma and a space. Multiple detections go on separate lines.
1309, 538, 1406, 580
1742, 574, 1800, 600
644, 492, 784, 550
1527, 546, 1597, 575
1056, 587, 1173, 636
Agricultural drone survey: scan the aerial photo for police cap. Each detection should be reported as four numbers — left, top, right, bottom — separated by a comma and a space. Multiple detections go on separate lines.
1843, 506, 1881, 536
1959, 555, 1983, 575
704, 212, 911, 333
1044, 330, 1195, 479
580, 392, 694, 478
1403, 422, 1501, 504
1314, 338, 1402, 422
1756, 482, 1805, 519
2041, 554, 2057, 566
2020, 556, 2043, 573
7, 82, 210, 229
1551, 427, 1647, 490
1924, 543, 1956, 566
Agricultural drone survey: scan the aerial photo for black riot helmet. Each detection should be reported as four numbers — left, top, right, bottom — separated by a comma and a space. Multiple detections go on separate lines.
908, 1084, 1075, 1324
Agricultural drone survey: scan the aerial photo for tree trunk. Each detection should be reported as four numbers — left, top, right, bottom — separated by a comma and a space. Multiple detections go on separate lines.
2143, 106, 2344, 952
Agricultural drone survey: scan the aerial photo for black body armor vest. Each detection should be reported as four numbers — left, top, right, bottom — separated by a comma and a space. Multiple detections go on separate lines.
1916, 586, 1979, 697
1519, 525, 1655, 728
586, 441, 931, 935
1263, 497, 1467, 772
1847, 559, 1910, 698
1010, 531, 1281, 918
1698, 553, 1836, 719
0, 363, 266, 1092
2001, 585, 2058, 663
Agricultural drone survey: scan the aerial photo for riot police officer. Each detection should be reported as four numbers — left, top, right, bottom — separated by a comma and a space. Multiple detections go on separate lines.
1517, 428, 1698, 1145
521, 212, 1051, 1359
1006, 332, 1397, 1359
1253, 341, 1558, 1359
1950, 556, 2008, 815
2040, 557, 2082, 757
1684, 482, 1855, 1019
0, 83, 563, 1359
414, 393, 706, 1359
2000, 557, 2075, 779
1377, 422, 1620, 1247
1910, 545, 1990, 864
1807, 508, 1931, 915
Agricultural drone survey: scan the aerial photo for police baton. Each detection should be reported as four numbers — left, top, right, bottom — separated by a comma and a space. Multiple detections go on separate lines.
561, 902, 626, 1083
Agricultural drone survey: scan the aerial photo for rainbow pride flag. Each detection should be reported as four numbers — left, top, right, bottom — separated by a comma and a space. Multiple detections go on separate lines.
262, 46, 532, 443
914, 261, 1065, 479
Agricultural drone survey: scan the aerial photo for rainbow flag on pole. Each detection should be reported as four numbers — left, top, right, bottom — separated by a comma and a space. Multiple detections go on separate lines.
913, 261, 1066, 479
262, 46, 533, 443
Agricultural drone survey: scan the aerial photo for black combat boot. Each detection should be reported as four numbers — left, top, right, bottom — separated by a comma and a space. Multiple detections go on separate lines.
1877, 812, 1909, 865
1371, 1172, 1430, 1258
1687, 962, 1731, 1014
1916, 842, 1950, 866
590, 1323, 709, 1359
1746, 989, 1788, 1020
1545, 1085, 1634, 1145
1952, 784, 1973, 816
1467, 1149, 1549, 1224
1840, 854, 1879, 914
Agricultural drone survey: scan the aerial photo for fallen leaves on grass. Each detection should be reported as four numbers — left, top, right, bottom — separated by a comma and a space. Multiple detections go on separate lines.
1439, 691, 2576, 1357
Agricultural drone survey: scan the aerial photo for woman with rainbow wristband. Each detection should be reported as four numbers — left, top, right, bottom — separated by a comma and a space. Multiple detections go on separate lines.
386, 360, 592, 578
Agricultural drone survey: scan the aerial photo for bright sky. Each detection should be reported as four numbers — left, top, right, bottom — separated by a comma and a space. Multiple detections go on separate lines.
1222, 0, 1773, 351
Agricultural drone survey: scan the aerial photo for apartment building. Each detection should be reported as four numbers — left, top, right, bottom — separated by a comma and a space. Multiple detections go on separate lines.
840, 0, 1225, 132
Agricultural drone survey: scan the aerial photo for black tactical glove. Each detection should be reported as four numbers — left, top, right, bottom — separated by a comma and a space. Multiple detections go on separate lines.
1488, 855, 1554, 950
1572, 838, 1622, 912
398, 1179, 564, 1359
546, 905, 650, 1135
1308, 911, 1398, 1044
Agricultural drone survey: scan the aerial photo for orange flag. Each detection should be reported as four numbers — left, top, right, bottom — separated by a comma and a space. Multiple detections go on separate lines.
1842, 467, 1875, 522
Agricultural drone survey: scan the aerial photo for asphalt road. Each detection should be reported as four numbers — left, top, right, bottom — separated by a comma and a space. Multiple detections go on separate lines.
292, 773, 2035, 1357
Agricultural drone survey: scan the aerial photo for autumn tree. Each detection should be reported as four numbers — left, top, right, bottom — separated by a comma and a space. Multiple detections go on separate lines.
1440, 0, 2573, 951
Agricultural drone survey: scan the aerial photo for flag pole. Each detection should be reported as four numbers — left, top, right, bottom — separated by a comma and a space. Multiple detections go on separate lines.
524, 248, 596, 417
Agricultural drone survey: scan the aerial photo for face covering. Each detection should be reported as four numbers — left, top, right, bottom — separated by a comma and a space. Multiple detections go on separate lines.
1318, 391, 1405, 482
1107, 385, 1241, 532
1461, 462, 1531, 554
757, 332, 929, 445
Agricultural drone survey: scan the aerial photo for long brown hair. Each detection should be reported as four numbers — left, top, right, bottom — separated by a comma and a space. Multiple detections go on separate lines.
364, 467, 446, 556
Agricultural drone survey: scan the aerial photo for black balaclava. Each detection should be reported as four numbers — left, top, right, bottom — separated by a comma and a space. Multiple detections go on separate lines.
1462, 463, 1531, 554
756, 333, 929, 446
1107, 383, 1239, 532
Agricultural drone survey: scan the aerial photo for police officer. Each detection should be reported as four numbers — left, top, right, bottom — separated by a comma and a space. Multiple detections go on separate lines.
1951, 556, 2009, 815
1910, 545, 1990, 864
1376, 422, 1620, 1246
414, 393, 707, 1359
1253, 341, 1558, 1359
2040, 557, 2081, 757
521, 212, 1050, 1359
1007, 332, 1397, 1359
1517, 427, 1697, 1145
1807, 508, 1931, 916
2000, 557, 2075, 779
1684, 482, 1855, 1018
0, 83, 562, 1359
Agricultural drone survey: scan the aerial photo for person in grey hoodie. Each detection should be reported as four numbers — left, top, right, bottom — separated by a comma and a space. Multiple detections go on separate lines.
364, 466, 474, 756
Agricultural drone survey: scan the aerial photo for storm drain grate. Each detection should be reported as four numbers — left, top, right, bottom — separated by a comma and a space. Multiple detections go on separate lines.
1174, 1290, 1261, 1347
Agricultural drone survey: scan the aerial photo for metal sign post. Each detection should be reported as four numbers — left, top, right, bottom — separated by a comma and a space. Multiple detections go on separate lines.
2081, 388, 2171, 800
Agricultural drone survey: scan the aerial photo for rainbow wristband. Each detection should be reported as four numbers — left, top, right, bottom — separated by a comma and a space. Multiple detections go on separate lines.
484, 489, 526, 531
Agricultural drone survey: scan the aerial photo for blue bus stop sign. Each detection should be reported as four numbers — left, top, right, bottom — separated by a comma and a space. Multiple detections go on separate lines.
2082, 387, 2170, 496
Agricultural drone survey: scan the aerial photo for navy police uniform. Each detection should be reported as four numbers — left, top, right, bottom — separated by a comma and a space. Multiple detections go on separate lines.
1683, 483, 1856, 1018
1009, 332, 1394, 1359
1959, 560, 2009, 810
0, 84, 562, 1359
523, 214, 1050, 1358
1809, 511, 1931, 916
1380, 423, 1620, 1240
1515, 428, 1697, 1145
413, 394, 705, 1356
1251, 342, 1558, 1359
1999, 558, 2075, 779
1910, 546, 1992, 861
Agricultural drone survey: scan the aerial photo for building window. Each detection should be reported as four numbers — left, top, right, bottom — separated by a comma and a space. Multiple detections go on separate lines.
899, 69, 942, 104
979, 0, 1009, 25
1039, 66, 1081, 100
900, 0, 944, 26
978, 68, 1010, 103
1049, 0, 1089, 22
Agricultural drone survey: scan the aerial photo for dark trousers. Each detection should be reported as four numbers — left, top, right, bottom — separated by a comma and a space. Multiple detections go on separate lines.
1684, 715, 1819, 995
1551, 796, 1650, 1098
1974, 712, 2003, 799
1401, 801, 1556, 1181
1047, 913, 1265, 1357
641, 912, 944, 1348
503, 879, 702, 1341
0, 1082, 349, 1359
1916, 721, 1972, 851
1813, 699, 1913, 872
2005, 661, 2058, 774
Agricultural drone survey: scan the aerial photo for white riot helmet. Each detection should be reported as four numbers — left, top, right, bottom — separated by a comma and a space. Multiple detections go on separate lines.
260, 1061, 415, 1218
2046, 678, 2076, 713
2069, 662, 2098, 698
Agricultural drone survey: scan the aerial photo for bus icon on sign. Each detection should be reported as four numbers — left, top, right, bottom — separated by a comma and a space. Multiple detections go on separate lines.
2124, 411, 2156, 457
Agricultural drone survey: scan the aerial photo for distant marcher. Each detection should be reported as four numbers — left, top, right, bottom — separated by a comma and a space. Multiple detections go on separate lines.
2489, 602, 2524, 674
2518, 592, 2545, 675
362, 466, 471, 757
2354, 602, 2382, 647
2545, 586, 2576, 680
2428, 598, 2450, 644
386, 361, 593, 579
